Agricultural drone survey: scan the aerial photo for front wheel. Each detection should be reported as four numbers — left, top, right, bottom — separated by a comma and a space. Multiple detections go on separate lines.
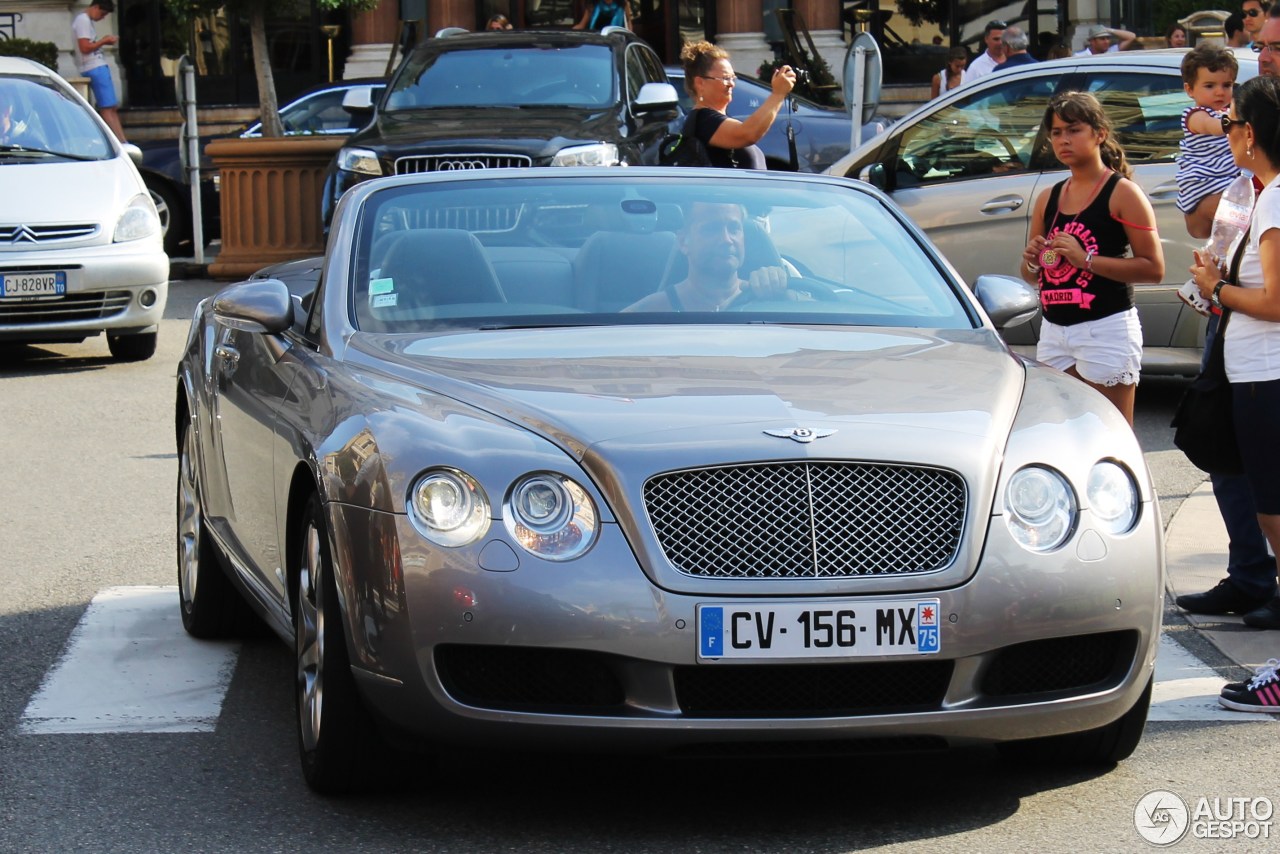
295, 494, 379, 794
108, 331, 157, 362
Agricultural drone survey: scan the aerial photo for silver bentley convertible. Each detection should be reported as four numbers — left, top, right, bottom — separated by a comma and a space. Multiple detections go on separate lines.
176, 168, 1162, 793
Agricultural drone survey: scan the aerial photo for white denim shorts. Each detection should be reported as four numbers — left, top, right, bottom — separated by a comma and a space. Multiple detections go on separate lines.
1036, 308, 1142, 387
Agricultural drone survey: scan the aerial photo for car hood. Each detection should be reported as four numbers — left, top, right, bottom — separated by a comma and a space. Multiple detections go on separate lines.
356, 324, 1024, 469
0, 156, 143, 225
359, 107, 625, 152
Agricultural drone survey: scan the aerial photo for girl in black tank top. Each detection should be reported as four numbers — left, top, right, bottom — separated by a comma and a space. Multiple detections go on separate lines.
1019, 92, 1166, 425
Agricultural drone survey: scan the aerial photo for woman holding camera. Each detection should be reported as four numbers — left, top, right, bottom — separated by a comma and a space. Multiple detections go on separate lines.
680, 40, 796, 170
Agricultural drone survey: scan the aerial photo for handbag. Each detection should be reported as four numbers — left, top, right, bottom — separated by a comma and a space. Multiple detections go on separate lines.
658, 109, 712, 167
1170, 226, 1251, 476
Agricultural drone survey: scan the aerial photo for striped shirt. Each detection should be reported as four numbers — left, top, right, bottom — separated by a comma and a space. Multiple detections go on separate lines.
1177, 105, 1238, 214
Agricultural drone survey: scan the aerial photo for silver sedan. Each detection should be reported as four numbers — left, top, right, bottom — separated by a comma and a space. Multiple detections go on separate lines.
176, 168, 1161, 793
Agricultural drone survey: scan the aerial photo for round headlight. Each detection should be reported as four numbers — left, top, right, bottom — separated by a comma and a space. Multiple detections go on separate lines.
408, 469, 489, 547
1004, 466, 1076, 552
1088, 461, 1139, 535
504, 473, 598, 561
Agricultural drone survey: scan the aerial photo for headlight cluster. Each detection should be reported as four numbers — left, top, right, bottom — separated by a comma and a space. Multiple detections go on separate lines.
337, 146, 382, 176
550, 143, 620, 167
408, 468, 599, 560
1003, 461, 1138, 552
113, 193, 161, 242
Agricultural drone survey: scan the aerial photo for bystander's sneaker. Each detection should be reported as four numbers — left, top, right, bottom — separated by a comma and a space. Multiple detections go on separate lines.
1224, 658, 1279, 693
1219, 660, 1280, 712
1243, 596, 1280, 629
1175, 577, 1272, 615
1177, 279, 1211, 317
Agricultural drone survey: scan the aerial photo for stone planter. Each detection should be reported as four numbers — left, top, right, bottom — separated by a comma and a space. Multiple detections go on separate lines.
206, 136, 345, 280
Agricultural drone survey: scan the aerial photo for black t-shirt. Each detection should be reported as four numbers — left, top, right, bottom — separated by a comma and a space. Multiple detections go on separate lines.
1038, 173, 1135, 326
692, 108, 766, 170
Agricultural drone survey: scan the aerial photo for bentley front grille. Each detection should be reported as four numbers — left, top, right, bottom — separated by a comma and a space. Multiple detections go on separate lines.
644, 462, 966, 579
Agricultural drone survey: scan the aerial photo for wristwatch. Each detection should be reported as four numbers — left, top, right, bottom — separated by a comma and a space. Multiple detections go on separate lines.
1212, 280, 1228, 310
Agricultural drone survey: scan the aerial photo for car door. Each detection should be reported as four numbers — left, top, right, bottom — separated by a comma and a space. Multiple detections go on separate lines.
1068, 67, 1202, 353
209, 324, 293, 599
881, 70, 1062, 287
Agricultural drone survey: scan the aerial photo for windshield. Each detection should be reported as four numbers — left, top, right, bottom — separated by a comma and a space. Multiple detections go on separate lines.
348, 175, 975, 333
385, 44, 616, 110
0, 74, 113, 159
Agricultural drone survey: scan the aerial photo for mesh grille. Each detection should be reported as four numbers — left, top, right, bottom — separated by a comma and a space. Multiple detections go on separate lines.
981, 631, 1136, 697
394, 153, 533, 174
0, 290, 131, 325
0, 224, 98, 245
435, 645, 625, 712
645, 462, 966, 579
674, 660, 954, 717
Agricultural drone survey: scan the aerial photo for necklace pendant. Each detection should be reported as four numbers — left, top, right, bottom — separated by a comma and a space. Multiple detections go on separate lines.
1039, 247, 1061, 268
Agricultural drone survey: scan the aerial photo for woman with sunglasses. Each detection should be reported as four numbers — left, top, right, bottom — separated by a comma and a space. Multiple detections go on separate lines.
1188, 78, 1280, 675
678, 41, 795, 170
1019, 92, 1164, 425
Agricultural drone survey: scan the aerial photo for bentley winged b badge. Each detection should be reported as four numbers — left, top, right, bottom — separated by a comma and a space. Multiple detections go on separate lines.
763, 427, 837, 444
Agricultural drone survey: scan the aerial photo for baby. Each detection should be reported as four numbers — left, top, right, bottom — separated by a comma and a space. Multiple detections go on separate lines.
1177, 44, 1240, 240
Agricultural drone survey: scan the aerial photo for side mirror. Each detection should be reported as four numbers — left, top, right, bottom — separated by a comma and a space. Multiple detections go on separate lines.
859, 162, 887, 190
973, 274, 1040, 329
122, 142, 144, 168
342, 86, 376, 114
634, 82, 679, 114
212, 278, 294, 335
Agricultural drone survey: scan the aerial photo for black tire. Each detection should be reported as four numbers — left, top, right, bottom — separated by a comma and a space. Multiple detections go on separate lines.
998, 676, 1152, 766
295, 493, 380, 794
145, 176, 188, 256
108, 331, 158, 362
177, 416, 256, 638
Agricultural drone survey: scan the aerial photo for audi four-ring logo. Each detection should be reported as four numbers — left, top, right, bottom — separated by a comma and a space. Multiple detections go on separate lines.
436, 160, 490, 170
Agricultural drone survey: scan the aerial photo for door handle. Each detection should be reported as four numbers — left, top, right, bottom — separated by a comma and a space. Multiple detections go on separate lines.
214, 343, 240, 365
979, 196, 1025, 214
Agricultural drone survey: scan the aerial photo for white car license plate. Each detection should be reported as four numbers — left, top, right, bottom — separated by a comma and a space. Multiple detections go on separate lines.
697, 599, 941, 660
0, 271, 66, 299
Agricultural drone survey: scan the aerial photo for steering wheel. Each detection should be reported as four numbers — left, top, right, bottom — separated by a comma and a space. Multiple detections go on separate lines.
725, 276, 843, 310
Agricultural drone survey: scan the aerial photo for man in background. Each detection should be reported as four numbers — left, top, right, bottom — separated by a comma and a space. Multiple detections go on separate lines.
72, 0, 125, 141
1075, 24, 1137, 55
966, 20, 1006, 80
993, 25, 1037, 71
1242, 0, 1271, 48
1225, 13, 1250, 48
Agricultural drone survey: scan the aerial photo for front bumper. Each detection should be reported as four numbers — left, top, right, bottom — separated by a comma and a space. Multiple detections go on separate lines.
329, 499, 1163, 753
0, 241, 169, 341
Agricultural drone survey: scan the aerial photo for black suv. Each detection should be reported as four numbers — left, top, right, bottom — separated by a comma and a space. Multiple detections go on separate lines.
324, 29, 679, 223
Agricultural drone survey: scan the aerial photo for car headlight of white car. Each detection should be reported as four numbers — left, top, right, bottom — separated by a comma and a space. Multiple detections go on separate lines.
1004, 465, 1077, 552
1087, 461, 1139, 535
408, 468, 490, 546
113, 193, 161, 242
504, 473, 599, 560
337, 146, 382, 176
550, 143, 620, 167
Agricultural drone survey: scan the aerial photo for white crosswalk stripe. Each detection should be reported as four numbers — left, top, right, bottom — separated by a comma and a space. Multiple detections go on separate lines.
19, 586, 239, 734
16, 586, 1276, 734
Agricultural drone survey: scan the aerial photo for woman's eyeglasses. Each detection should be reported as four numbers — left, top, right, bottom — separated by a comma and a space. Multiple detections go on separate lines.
699, 75, 737, 84
1221, 115, 1248, 133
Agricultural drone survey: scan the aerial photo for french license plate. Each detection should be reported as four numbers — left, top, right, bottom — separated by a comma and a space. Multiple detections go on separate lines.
0, 271, 66, 299
697, 599, 941, 660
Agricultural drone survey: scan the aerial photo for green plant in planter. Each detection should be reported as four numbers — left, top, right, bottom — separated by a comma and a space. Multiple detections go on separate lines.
0, 39, 59, 72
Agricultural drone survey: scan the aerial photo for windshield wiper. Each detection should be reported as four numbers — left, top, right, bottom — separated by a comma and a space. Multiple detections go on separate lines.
0, 144, 98, 161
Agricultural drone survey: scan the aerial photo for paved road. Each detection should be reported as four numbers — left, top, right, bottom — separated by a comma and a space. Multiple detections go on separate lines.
1, 281, 1274, 853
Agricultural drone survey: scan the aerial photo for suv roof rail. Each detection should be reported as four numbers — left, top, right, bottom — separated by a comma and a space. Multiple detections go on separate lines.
435, 27, 469, 38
